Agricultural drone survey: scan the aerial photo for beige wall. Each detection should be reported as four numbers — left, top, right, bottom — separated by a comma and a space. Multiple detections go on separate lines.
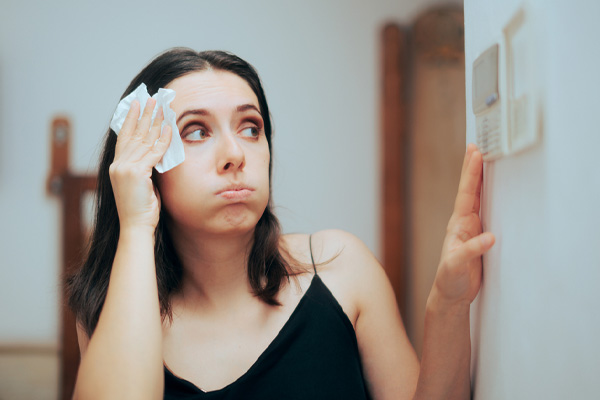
465, 0, 600, 398
0, 348, 58, 400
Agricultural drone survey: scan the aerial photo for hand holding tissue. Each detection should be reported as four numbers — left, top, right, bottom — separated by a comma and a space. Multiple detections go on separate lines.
110, 83, 185, 173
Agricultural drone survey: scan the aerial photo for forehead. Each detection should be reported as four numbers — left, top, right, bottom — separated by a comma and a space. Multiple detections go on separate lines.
165, 70, 259, 112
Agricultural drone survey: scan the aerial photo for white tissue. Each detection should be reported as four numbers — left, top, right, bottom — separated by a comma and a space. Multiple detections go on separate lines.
109, 83, 185, 173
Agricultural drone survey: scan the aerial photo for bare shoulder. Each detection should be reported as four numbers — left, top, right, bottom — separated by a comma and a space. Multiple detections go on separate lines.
281, 230, 389, 327
281, 229, 378, 273
282, 230, 418, 397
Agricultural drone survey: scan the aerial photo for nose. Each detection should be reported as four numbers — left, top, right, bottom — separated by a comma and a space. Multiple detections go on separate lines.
216, 130, 245, 173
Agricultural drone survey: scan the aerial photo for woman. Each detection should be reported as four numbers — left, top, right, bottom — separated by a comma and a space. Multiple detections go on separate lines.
68, 48, 495, 400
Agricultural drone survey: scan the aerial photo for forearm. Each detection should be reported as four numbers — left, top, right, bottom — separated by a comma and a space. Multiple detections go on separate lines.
74, 227, 164, 400
413, 289, 471, 400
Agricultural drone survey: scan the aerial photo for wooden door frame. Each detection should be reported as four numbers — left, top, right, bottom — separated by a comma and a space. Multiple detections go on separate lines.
380, 5, 465, 335
381, 24, 410, 321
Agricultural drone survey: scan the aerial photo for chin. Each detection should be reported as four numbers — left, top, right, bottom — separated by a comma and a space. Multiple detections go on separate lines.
220, 205, 260, 231
187, 202, 267, 237
162, 187, 270, 236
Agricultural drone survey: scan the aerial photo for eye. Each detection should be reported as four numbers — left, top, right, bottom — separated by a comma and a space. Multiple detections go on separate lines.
240, 126, 260, 138
182, 128, 209, 141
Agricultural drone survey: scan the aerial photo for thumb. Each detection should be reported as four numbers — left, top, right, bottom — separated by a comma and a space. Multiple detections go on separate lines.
447, 232, 495, 267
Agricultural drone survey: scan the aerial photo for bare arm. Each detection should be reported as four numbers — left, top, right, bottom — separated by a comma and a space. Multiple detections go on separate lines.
73, 99, 172, 400
413, 294, 471, 399
413, 144, 494, 399
345, 145, 493, 400
74, 228, 163, 400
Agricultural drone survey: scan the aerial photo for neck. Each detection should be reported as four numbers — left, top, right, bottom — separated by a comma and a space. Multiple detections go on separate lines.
169, 226, 257, 313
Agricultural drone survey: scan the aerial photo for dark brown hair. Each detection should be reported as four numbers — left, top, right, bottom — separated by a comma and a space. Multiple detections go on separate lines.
67, 48, 293, 337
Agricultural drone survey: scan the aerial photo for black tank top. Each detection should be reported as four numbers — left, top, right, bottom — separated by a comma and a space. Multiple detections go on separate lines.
164, 236, 371, 400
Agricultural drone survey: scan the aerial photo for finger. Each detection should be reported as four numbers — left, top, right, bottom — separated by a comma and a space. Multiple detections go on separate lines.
116, 99, 155, 159
473, 160, 484, 214
143, 106, 164, 147
115, 100, 141, 155
446, 232, 495, 268
134, 98, 157, 139
119, 100, 141, 140
144, 125, 173, 168
461, 143, 476, 177
126, 115, 167, 164
454, 149, 483, 216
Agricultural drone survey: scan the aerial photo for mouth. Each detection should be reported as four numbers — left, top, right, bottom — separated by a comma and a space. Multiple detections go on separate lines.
216, 185, 255, 201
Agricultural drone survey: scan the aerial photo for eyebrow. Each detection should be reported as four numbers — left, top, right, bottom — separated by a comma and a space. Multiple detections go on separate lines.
176, 104, 261, 124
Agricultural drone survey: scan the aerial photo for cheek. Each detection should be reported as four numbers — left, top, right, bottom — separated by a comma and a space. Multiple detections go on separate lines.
245, 147, 271, 209
156, 168, 182, 198
155, 164, 210, 214
259, 149, 271, 187
261, 142, 271, 170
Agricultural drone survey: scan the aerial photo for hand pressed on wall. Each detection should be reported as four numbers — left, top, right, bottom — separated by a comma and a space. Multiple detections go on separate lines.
432, 143, 495, 308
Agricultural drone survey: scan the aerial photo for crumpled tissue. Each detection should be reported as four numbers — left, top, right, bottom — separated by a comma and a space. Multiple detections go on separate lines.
109, 83, 184, 173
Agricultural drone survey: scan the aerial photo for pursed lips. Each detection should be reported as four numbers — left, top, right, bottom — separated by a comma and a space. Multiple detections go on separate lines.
216, 185, 254, 200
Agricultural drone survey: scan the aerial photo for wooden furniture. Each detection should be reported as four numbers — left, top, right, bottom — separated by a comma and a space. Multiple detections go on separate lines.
47, 117, 97, 400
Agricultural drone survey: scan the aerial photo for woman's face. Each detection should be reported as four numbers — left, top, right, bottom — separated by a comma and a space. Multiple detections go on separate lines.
156, 70, 270, 237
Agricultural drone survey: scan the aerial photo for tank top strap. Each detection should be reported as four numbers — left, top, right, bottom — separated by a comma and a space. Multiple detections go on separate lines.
309, 234, 317, 275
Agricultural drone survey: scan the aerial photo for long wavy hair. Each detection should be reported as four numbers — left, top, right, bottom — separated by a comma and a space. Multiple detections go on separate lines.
67, 48, 294, 337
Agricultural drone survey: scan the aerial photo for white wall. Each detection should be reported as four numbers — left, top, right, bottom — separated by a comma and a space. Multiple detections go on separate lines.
465, 1, 600, 398
0, 0, 459, 345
